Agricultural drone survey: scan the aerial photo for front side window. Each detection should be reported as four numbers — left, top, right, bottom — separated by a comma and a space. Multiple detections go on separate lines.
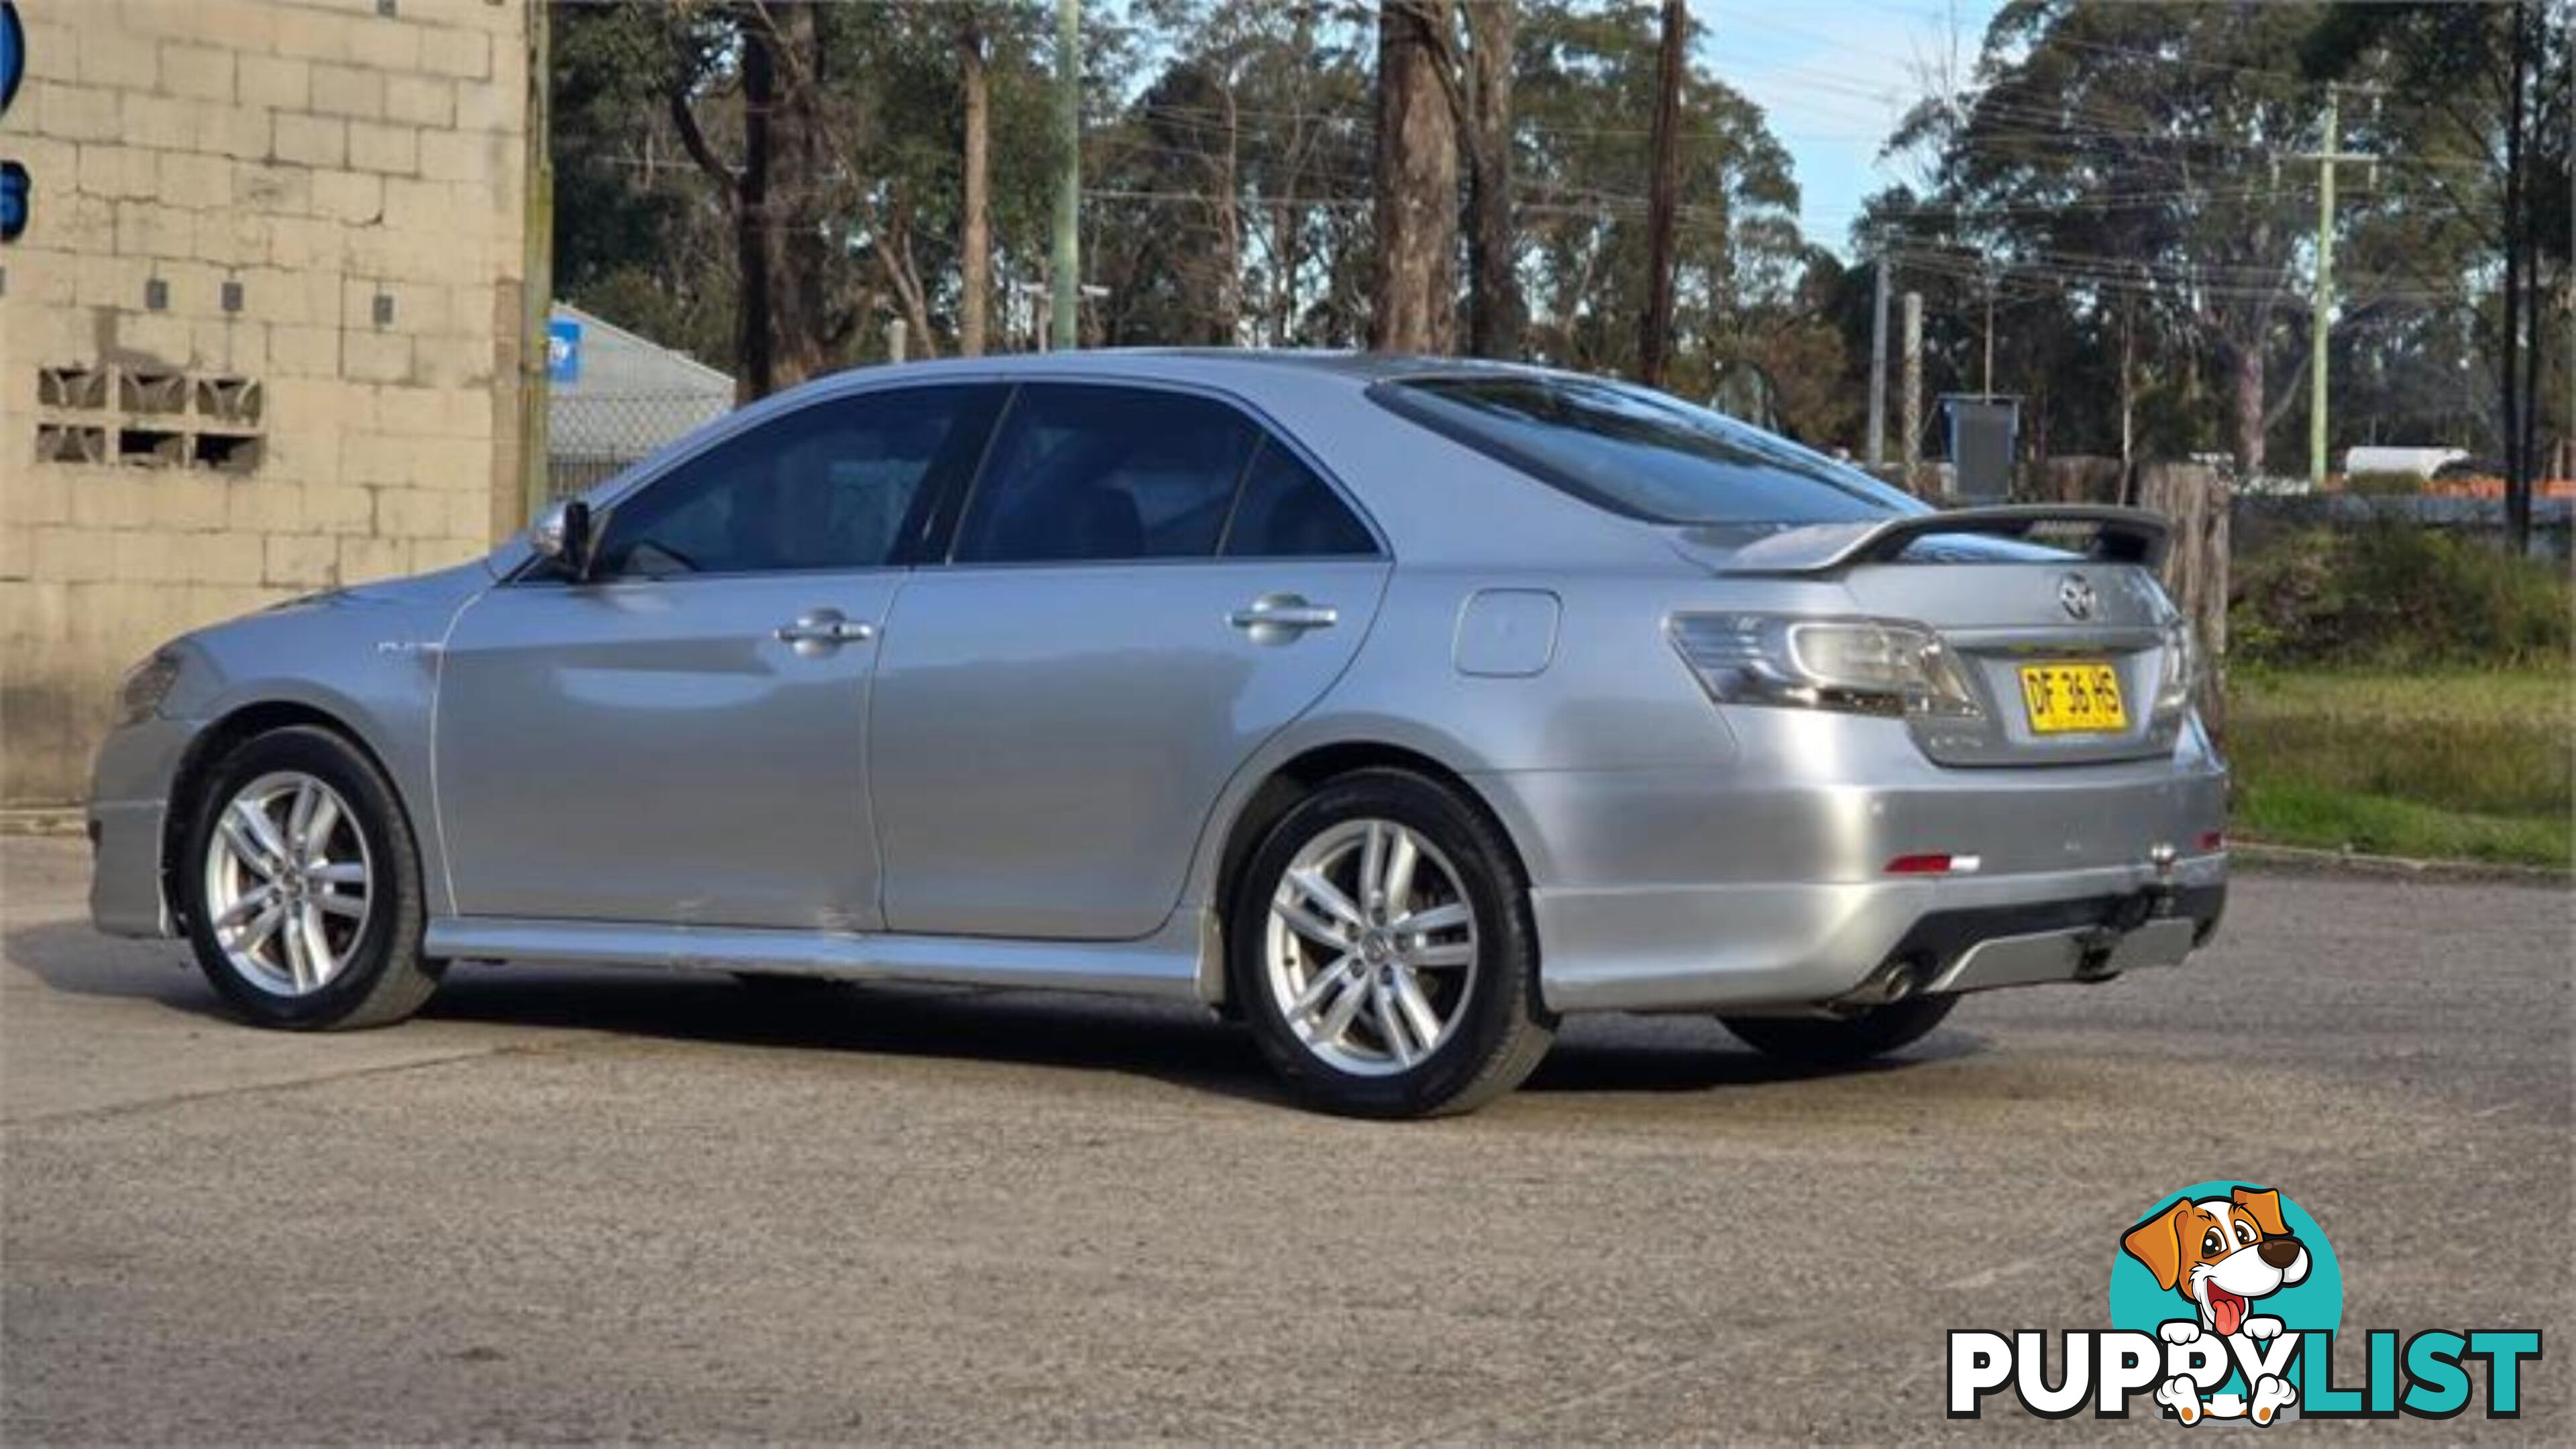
591, 385, 1000, 578
1371, 373, 1925, 527
953, 385, 1265, 564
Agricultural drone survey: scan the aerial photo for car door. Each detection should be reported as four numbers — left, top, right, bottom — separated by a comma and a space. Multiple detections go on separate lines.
435, 384, 1006, 929
870, 381, 1392, 941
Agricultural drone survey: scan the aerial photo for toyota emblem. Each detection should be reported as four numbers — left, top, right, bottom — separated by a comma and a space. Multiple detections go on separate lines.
2058, 574, 2098, 621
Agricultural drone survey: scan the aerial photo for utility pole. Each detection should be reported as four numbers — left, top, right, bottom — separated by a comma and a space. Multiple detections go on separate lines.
1901, 290, 1924, 494
2298, 83, 2377, 488
1982, 274, 1996, 398
1051, 0, 1081, 351
1866, 248, 1890, 468
1637, 0, 1685, 387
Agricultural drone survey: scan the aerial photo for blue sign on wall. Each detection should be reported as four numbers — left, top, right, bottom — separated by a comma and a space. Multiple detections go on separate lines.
1, 1, 28, 244
547, 317, 582, 384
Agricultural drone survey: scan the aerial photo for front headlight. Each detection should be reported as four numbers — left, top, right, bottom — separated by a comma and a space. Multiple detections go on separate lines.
1669, 613, 1982, 719
112, 649, 182, 727
2153, 615, 2197, 720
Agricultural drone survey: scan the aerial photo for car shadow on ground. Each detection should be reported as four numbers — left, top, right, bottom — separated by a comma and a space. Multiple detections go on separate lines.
4, 918, 1978, 1109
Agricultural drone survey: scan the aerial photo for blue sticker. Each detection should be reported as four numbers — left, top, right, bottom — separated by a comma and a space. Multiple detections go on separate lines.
547, 317, 582, 384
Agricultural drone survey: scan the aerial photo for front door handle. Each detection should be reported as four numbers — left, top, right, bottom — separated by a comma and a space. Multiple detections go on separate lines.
1228, 593, 1338, 643
775, 610, 876, 652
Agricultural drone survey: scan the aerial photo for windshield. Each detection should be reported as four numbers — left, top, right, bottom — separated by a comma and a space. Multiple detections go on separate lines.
1370, 373, 1927, 527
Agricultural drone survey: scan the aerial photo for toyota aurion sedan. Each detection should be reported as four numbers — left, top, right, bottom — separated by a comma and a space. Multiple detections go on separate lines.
90, 351, 2226, 1116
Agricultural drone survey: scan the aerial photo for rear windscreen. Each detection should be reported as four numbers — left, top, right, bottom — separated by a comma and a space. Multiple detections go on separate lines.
1370, 374, 1926, 527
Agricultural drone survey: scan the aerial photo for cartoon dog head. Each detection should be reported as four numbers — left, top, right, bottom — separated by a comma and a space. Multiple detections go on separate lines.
2122, 1185, 2311, 1336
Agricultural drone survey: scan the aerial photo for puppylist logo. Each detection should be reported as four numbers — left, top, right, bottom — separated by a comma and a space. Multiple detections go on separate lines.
1949, 1181, 2542, 1424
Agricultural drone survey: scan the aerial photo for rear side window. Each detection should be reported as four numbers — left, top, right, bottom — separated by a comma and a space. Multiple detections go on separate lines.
954, 385, 1257, 564
1222, 441, 1375, 557
1370, 374, 1922, 526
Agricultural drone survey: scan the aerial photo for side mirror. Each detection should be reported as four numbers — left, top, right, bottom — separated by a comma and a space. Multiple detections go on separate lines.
530, 498, 595, 579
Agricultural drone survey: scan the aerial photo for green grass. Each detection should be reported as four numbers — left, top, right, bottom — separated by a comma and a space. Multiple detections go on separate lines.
2226, 668, 2574, 869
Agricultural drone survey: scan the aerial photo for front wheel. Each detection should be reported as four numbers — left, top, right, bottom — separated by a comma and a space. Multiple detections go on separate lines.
1719, 994, 1957, 1066
1229, 769, 1553, 1118
180, 725, 441, 1030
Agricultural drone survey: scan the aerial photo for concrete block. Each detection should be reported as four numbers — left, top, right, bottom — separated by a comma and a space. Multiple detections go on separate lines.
76, 144, 161, 201
419, 25, 491, 80
37, 81, 123, 142
347, 121, 418, 176
238, 54, 311, 111
272, 113, 347, 169
347, 17, 423, 71
337, 535, 409, 583
268, 324, 341, 378
384, 74, 455, 129
310, 63, 384, 121
311, 168, 384, 223
160, 42, 236, 103
264, 530, 340, 588
417, 127, 498, 186
157, 152, 237, 211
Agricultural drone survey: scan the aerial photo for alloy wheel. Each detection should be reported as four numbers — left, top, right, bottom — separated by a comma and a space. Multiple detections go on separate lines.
201, 770, 374, 997
1262, 817, 1479, 1076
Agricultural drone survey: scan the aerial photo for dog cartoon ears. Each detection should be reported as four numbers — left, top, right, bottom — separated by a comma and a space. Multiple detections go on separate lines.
2122, 1199, 2197, 1290
2122, 1185, 2294, 1290
2231, 1185, 2290, 1238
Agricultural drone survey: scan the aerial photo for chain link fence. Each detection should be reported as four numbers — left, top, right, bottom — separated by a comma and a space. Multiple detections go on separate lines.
547, 390, 735, 500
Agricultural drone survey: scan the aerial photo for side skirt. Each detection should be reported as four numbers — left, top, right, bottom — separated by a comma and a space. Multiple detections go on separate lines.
423, 908, 1220, 1004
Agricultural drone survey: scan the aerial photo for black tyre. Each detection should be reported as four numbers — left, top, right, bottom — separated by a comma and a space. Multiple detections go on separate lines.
1229, 768, 1553, 1118
180, 725, 441, 1030
1719, 994, 1957, 1066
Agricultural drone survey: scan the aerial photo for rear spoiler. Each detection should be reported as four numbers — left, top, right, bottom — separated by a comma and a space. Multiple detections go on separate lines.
1707, 505, 2171, 577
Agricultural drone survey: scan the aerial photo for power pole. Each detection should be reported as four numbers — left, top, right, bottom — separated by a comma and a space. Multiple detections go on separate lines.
1637, 0, 1686, 387
2298, 83, 2376, 488
1050, 0, 1081, 351
1901, 290, 1924, 494
1866, 248, 1890, 468
1982, 273, 1996, 398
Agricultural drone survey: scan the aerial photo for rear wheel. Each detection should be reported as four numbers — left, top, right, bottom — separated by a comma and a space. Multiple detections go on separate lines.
1719, 994, 1957, 1066
180, 726, 441, 1030
1230, 769, 1552, 1118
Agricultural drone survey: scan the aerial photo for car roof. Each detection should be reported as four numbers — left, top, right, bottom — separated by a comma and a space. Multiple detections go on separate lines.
802, 347, 1572, 394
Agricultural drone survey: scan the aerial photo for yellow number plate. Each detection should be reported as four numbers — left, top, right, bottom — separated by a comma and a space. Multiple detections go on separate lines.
2018, 661, 2129, 735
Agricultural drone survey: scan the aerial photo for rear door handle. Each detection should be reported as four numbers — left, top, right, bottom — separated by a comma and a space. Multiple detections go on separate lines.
775, 610, 876, 651
1228, 594, 1338, 641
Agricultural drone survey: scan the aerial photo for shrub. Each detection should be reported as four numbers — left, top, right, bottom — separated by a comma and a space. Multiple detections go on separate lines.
2231, 522, 2573, 669
2342, 470, 2426, 496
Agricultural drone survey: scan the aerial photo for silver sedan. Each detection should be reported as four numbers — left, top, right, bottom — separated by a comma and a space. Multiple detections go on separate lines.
89, 352, 2227, 1116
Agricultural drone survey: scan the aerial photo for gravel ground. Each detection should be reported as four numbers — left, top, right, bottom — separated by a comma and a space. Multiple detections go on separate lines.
4, 835, 2567, 1442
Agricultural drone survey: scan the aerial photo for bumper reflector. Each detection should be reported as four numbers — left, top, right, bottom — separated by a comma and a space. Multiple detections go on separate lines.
1886, 853, 1982, 876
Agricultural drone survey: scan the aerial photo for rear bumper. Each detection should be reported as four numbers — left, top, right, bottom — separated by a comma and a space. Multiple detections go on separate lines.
1477, 727, 2230, 1013
1528, 857, 2225, 1012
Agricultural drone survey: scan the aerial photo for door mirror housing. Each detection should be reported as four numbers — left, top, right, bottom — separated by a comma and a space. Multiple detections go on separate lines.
530, 498, 596, 579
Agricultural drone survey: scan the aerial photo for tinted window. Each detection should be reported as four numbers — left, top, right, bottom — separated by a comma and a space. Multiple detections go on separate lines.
593, 386, 997, 578
1371, 374, 1925, 526
954, 385, 1258, 564
1222, 441, 1375, 557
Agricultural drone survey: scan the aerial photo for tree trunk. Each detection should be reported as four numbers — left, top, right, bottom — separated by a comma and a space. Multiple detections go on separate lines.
2229, 338, 2265, 476
2138, 462, 2231, 742
1370, 0, 1456, 354
1460, 0, 1521, 358
767, 2, 829, 391
958, 11, 991, 358
1637, 0, 1684, 386
2501, 0, 2532, 553
734, 14, 776, 402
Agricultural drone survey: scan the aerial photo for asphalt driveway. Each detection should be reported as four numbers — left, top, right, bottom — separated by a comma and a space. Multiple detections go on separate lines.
3, 835, 2566, 1442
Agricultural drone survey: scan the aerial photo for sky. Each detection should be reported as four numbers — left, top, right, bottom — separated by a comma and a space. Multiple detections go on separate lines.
1697, 0, 2008, 256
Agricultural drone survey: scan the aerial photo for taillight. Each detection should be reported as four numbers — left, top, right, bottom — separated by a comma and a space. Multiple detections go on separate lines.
1668, 613, 1983, 720
2153, 615, 2197, 721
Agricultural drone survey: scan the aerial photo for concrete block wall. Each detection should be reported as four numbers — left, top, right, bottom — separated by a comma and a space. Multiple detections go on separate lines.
0, 0, 533, 804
